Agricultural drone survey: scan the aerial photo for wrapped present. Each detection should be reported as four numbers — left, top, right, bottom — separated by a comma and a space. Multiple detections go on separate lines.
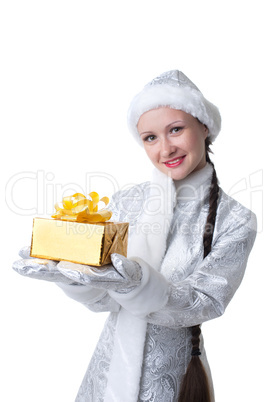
30, 192, 128, 266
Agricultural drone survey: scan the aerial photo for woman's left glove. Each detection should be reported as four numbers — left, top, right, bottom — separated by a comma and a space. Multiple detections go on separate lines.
57, 254, 143, 294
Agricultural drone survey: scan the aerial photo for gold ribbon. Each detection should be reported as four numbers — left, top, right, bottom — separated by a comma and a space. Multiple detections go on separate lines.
51, 192, 112, 223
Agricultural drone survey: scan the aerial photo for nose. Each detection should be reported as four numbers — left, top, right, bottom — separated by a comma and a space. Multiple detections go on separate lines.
160, 137, 177, 158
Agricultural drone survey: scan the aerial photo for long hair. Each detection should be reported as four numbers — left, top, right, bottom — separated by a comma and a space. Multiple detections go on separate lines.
178, 137, 219, 402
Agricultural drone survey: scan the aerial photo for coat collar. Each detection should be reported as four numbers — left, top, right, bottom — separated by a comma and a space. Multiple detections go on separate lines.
174, 163, 213, 202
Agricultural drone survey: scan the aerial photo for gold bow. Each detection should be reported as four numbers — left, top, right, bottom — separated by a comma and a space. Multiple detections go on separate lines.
51, 192, 112, 223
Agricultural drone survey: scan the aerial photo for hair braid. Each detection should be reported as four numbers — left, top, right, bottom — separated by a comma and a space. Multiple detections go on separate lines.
178, 145, 220, 402
203, 160, 219, 258
191, 325, 201, 354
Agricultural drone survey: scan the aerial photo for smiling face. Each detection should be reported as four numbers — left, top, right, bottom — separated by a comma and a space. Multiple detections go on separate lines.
137, 107, 209, 180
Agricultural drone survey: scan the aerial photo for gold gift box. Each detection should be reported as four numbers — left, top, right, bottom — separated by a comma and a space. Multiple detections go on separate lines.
30, 218, 129, 266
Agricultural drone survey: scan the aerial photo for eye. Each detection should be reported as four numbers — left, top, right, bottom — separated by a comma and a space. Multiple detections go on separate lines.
143, 134, 157, 143
170, 126, 183, 134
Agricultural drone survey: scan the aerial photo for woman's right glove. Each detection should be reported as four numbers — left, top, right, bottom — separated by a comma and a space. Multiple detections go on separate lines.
12, 246, 74, 284
12, 247, 115, 306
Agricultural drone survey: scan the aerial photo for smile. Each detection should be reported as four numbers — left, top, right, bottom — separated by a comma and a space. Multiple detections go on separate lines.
164, 155, 186, 167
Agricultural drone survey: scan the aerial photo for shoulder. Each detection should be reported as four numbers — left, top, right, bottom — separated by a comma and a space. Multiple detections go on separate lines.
216, 188, 257, 238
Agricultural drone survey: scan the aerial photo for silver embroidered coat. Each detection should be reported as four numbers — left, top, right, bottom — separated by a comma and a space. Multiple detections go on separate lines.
72, 173, 257, 402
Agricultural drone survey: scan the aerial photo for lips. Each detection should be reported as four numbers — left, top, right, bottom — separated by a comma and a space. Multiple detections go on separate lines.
163, 155, 186, 168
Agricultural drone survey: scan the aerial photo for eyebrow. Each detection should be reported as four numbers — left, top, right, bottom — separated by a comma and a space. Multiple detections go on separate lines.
166, 120, 184, 128
139, 130, 154, 136
139, 120, 185, 136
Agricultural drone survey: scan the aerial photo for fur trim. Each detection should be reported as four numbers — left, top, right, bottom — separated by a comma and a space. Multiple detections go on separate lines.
104, 168, 176, 402
103, 309, 147, 402
127, 167, 175, 270
128, 81, 221, 145
175, 162, 213, 199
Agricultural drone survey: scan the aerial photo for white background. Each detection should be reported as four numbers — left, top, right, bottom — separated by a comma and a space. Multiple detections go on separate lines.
1, 0, 267, 401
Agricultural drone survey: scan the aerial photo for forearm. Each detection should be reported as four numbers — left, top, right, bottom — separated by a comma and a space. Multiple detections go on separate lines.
108, 220, 256, 326
108, 268, 226, 327
145, 279, 228, 328
145, 233, 256, 327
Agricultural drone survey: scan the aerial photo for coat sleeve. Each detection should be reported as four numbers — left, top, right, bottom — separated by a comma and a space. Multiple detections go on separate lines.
108, 200, 257, 328
145, 207, 257, 328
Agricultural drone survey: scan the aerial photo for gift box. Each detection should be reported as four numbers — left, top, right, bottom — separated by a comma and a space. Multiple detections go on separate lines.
30, 218, 129, 266
30, 192, 129, 266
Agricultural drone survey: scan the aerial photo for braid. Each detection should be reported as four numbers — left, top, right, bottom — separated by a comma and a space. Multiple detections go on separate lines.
203, 160, 219, 258
191, 325, 201, 356
178, 144, 220, 402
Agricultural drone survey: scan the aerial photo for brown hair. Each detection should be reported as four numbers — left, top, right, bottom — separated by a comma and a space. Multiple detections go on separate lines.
178, 137, 219, 402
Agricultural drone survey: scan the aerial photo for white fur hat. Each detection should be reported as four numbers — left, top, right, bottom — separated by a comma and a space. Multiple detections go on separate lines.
127, 70, 221, 145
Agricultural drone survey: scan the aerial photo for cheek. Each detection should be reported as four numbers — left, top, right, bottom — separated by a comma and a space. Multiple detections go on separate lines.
143, 144, 157, 162
184, 133, 205, 154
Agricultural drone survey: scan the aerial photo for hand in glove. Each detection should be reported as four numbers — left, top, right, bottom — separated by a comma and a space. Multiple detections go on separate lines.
12, 246, 76, 285
57, 253, 143, 294
12, 247, 118, 307
59, 254, 169, 318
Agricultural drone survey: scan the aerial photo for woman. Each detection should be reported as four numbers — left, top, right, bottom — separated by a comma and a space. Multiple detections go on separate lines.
13, 70, 257, 402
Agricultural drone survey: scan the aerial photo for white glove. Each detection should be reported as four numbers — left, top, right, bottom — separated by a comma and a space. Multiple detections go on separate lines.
57, 253, 143, 294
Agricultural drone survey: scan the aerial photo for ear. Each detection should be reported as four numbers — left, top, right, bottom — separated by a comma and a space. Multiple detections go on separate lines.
203, 124, 209, 139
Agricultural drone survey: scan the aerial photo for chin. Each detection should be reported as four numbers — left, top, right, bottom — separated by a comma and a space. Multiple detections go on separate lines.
174, 161, 206, 180
171, 172, 189, 181
159, 165, 190, 181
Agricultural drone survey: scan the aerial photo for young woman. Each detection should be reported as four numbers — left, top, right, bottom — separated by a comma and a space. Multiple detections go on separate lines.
14, 70, 257, 402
